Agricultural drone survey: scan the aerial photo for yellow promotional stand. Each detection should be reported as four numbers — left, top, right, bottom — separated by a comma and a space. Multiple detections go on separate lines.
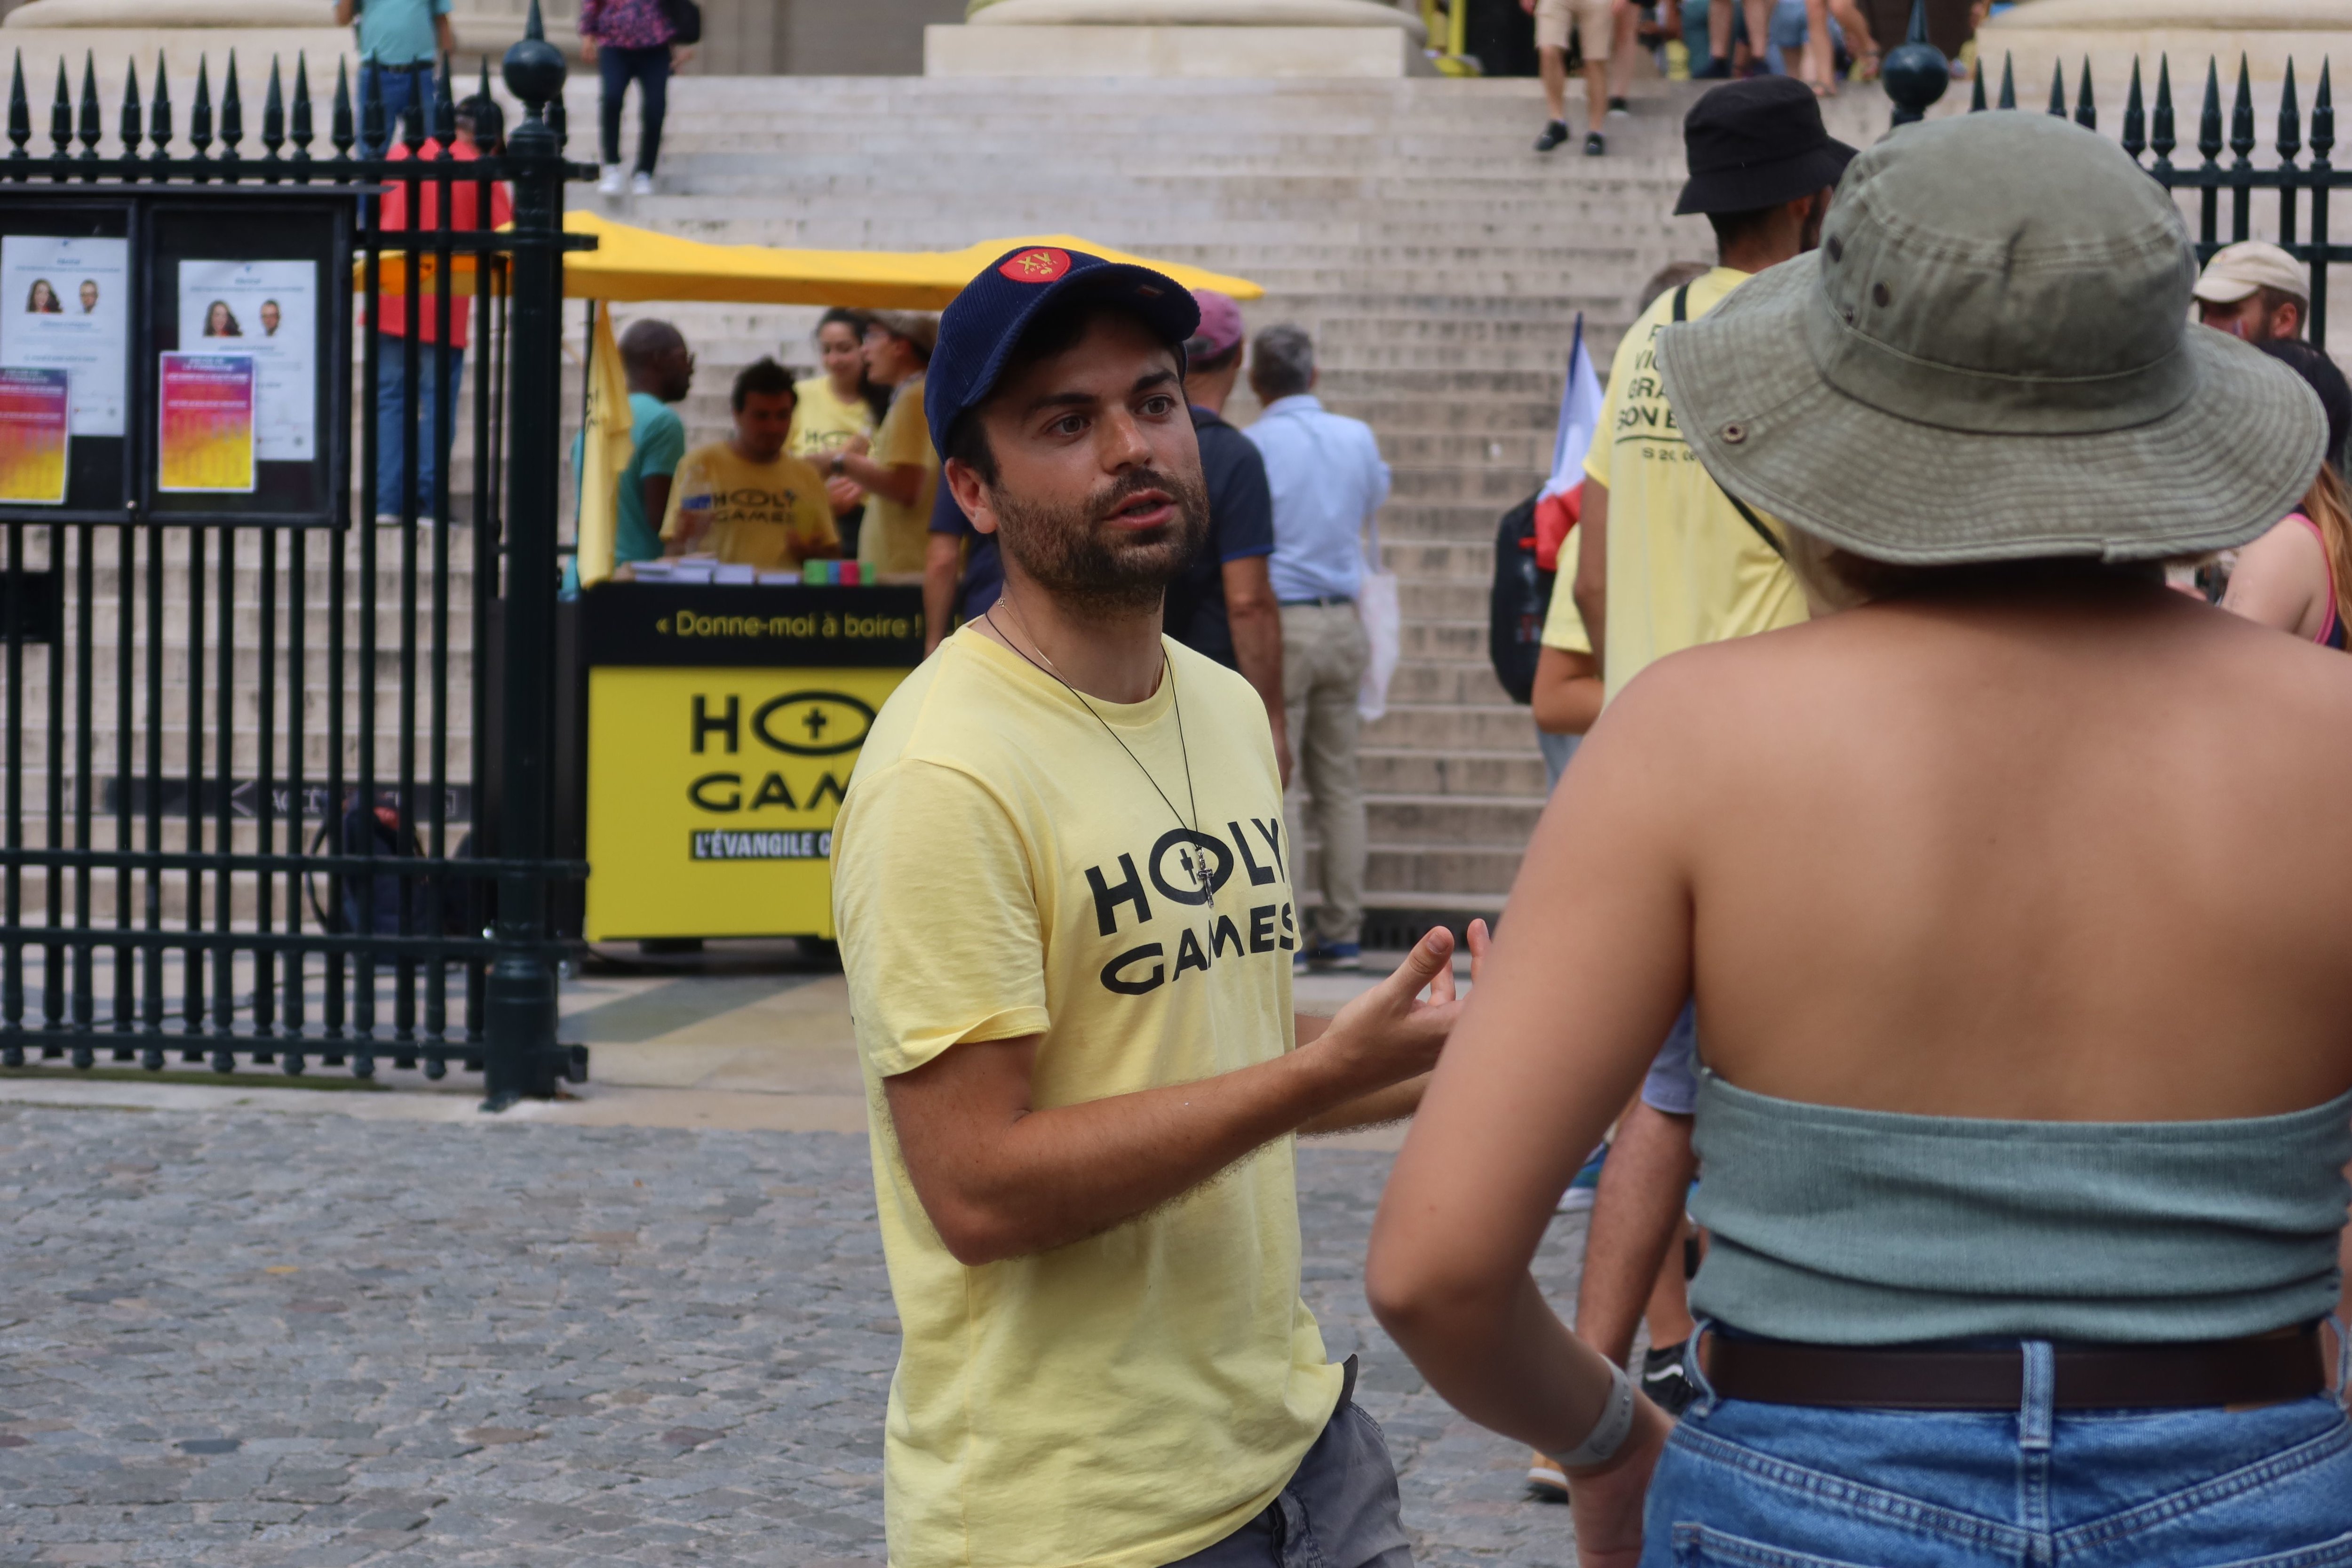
552, 218, 1262, 947
576, 583, 922, 942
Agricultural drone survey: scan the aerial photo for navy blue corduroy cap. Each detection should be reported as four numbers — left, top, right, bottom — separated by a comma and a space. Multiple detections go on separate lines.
925, 246, 1202, 456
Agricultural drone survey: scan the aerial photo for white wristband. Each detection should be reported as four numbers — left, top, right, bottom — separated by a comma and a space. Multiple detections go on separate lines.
1548, 1359, 1637, 1471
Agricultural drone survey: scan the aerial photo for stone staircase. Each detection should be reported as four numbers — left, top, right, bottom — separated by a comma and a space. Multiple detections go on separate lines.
551, 72, 1905, 933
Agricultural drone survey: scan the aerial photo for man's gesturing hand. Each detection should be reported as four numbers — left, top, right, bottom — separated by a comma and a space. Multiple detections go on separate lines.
1311, 921, 1487, 1096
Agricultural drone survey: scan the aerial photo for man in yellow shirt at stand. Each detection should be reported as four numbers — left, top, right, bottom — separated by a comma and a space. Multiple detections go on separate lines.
660, 358, 840, 571
1529, 77, 1854, 1507
833, 245, 1482, 1568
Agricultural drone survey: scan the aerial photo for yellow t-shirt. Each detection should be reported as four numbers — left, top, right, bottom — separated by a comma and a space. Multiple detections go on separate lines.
1541, 567, 1593, 654
658, 443, 840, 571
1582, 266, 1807, 700
788, 374, 875, 461
832, 628, 1342, 1568
858, 372, 940, 579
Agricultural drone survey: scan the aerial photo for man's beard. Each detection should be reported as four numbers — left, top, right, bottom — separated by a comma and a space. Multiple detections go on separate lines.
993, 466, 1211, 618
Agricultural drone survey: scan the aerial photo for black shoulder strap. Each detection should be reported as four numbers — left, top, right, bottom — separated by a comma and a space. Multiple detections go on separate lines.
1669, 282, 1786, 562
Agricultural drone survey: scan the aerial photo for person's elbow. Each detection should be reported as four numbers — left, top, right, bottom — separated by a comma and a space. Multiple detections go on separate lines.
921, 1194, 1032, 1268
1365, 1225, 1517, 1349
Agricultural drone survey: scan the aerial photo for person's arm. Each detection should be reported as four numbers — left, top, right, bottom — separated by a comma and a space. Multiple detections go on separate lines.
885, 926, 1466, 1266
839, 451, 924, 507
2219, 517, 2328, 640
1532, 646, 1603, 737
1572, 480, 1609, 669
636, 412, 684, 545
923, 531, 962, 654
640, 473, 672, 534
434, 9, 455, 54
1367, 668, 1707, 1556
333, 0, 354, 23
1222, 554, 1291, 786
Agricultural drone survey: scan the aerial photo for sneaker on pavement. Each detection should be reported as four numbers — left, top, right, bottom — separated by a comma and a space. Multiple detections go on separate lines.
1294, 941, 1363, 975
1533, 119, 1571, 152
1584, 132, 1606, 157
1607, 95, 1631, 115
1526, 1449, 1569, 1502
1643, 1341, 1698, 1417
597, 164, 625, 195
629, 170, 655, 196
1558, 1142, 1607, 1212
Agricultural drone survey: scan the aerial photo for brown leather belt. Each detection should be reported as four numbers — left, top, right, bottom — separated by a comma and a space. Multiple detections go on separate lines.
1702, 1325, 2329, 1411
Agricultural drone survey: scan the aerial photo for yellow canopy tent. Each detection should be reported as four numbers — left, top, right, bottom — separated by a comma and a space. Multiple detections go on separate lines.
559, 215, 1265, 585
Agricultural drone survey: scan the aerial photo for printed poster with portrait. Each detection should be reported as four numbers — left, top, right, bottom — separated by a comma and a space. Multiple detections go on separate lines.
0, 234, 129, 437
176, 259, 317, 462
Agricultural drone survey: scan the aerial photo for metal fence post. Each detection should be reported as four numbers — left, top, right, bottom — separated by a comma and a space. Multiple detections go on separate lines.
482, 1, 567, 1111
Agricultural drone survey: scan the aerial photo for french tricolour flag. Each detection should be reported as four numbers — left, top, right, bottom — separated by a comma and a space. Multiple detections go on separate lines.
1534, 314, 1605, 573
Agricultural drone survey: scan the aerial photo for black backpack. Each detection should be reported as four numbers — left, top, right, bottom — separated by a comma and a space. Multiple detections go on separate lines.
1488, 490, 1550, 705
662, 0, 702, 45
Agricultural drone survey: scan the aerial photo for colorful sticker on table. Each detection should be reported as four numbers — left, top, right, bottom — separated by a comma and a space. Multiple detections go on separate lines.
0, 235, 129, 437
157, 353, 257, 494
0, 366, 69, 505
176, 260, 317, 462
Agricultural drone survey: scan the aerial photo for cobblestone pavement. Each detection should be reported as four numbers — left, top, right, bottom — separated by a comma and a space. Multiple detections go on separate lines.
0, 1106, 1588, 1567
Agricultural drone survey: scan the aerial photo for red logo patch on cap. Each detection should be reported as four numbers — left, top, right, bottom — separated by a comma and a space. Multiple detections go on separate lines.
999, 247, 1072, 284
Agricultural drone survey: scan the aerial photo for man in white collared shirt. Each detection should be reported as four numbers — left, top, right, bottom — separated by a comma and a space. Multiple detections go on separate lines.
1244, 325, 1392, 973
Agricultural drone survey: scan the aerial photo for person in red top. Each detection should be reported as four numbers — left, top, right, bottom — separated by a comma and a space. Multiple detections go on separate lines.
373, 94, 512, 522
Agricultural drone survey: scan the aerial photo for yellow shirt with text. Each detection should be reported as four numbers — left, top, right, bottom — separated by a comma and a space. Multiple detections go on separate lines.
788, 374, 876, 461
1581, 265, 1807, 700
658, 443, 840, 570
858, 373, 940, 578
832, 627, 1342, 1568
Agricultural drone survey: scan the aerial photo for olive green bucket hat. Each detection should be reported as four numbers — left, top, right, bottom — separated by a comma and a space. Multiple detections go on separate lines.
1656, 111, 2328, 565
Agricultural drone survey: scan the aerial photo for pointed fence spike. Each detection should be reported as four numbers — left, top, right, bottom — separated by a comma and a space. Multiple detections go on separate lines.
149, 50, 172, 164
50, 59, 72, 160
1970, 67, 1986, 113
1997, 51, 2014, 110
118, 56, 140, 166
2315, 58, 2335, 163
400, 61, 426, 150
190, 54, 212, 164
9, 52, 31, 167
2198, 56, 2223, 164
291, 54, 314, 167
2231, 52, 2255, 162
331, 57, 354, 160
77, 51, 101, 164
2279, 56, 2302, 162
525, 0, 546, 41
432, 53, 456, 144
2047, 59, 2066, 117
2122, 57, 2145, 159
220, 48, 242, 165
2152, 53, 2176, 168
2075, 56, 2095, 129
261, 55, 284, 175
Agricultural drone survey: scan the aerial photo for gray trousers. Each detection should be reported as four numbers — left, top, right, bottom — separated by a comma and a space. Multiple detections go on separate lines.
1167, 1361, 1413, 1568
1281, 602, 1369, 949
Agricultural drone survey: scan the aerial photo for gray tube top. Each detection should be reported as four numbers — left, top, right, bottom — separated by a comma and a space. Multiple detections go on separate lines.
1687, 1071, 2352, 1345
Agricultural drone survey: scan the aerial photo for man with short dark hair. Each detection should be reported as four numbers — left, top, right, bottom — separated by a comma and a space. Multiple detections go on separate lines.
609, 318, 691, 566
659, 357, 838, 569
1247, 322, 1389, 974
2193, 240, 2309, 344
835, 245, 1478, 1568
1532, 74, 1855, 1505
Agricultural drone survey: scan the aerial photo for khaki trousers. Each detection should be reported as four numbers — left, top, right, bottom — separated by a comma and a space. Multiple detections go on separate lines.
1280, 602, 1368, 949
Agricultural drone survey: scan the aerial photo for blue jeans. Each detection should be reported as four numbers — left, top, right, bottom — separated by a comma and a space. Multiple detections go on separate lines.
1539, 728, 1580, 792
1646, 1345, 2352, 1566
373, 333, 465, 518
598, 44, 670, 174
361, 60, 428, 153
1677, 0, 1837, 72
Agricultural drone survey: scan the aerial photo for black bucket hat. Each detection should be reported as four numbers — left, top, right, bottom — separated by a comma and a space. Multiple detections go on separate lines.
1675, 77, 1858, 216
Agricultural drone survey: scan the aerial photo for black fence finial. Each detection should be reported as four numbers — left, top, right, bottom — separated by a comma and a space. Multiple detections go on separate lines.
2230, 52, 2256, 165
291, 55, 314, 171
2279, 57, 2301, 164
76, 51, 101, 170
1882, 0, 1947, 127
1997, 51, 2014, 110
118, 56, 141, 170
149, 50, 172, 169
7, 53, 26, 169
49, 59, 71, 163
220, 50, 243, 167
2074, 57, 2095, 129
2152, 54, 2175, 172
2046, 59, 2065, 117
331, 57, 353, 162
503, 0, 569, 150
2315, 58, 2335, 165
1969, 65, 1985, 113
2122, 58, 2144, 159
262, 56, 285, 171
2197, 56, 2222, 164
189, 54, 213, 174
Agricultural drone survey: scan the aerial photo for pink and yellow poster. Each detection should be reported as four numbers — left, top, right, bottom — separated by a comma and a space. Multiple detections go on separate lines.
157, 352, 255, 493
0, 366, 69, 505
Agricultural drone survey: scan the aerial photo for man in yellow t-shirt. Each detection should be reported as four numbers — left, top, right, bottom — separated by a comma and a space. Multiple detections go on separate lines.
659, 358, 840, 571
834, 247, 1474, 1568
833, 309, 940, 579
1543, 76, 1854, 1506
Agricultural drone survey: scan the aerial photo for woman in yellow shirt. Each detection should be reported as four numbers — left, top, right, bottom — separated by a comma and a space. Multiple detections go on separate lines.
790, 308, 886, 553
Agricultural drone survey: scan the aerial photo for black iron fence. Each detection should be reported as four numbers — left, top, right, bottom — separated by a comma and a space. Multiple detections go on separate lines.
0, 3, 590, 1104
1953, 51, 2348, 343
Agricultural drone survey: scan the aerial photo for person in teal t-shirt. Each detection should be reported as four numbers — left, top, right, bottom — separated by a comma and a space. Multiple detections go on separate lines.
569, 319, 691, 580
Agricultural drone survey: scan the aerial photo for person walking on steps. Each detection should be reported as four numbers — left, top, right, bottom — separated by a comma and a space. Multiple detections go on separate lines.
1527, 0, 1619, 154
580, 0, 684, 197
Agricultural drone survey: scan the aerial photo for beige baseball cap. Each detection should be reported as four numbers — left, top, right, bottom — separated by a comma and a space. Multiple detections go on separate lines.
2192, 240, 2309, 305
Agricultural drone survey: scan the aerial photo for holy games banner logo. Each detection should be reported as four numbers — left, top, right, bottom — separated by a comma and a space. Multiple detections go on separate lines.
690, 830, 832, 861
